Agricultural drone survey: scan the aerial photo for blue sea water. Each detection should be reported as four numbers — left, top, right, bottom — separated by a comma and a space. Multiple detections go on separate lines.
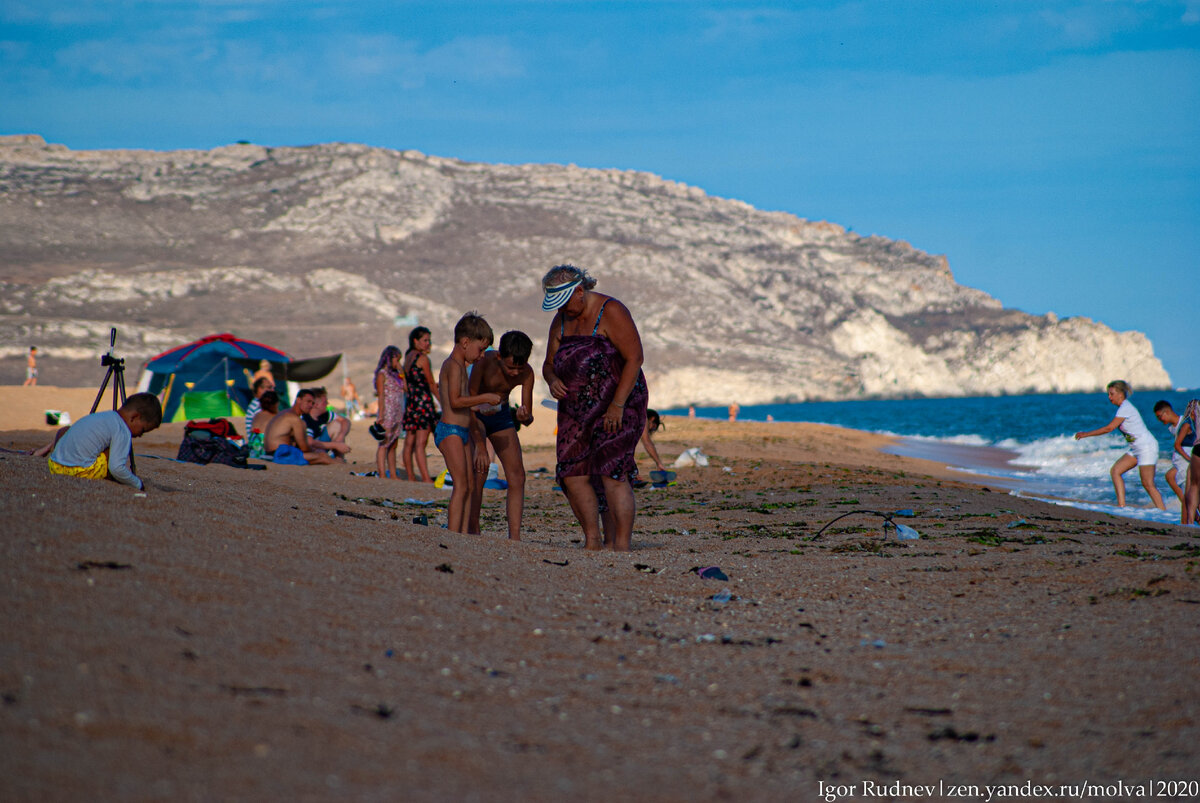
665, 390, 1200, 525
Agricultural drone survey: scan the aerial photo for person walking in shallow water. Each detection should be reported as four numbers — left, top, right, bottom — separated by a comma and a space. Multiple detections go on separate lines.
1074, 380, 1165, 510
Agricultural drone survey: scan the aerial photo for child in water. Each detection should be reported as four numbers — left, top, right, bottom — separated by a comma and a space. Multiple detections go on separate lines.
1074, 380, 1165, 510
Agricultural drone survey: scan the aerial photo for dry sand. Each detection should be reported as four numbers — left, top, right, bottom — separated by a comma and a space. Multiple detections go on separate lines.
2, 386, 1197, 801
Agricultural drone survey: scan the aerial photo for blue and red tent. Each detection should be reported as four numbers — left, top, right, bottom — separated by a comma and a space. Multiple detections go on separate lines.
138, 334, 340, 423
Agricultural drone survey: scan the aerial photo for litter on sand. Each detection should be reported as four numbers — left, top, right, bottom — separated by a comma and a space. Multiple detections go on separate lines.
673, 447, 709, 468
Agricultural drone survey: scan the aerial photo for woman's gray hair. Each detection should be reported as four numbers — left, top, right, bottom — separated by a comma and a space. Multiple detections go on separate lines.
542, 264, 597, 291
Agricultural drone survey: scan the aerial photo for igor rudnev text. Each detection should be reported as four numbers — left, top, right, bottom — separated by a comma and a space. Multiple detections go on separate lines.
818, 778, 1199, 801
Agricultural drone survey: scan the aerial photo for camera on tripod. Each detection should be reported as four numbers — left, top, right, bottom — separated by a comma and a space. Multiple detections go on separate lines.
92, 327, 128, 414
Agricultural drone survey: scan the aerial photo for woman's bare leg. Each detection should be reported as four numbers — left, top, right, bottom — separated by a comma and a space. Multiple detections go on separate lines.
561, 475, 603, 550
1137, 464, 1165, 510
387, 441, 399, 480
414, 429, 433, 482
376, 442, 388, 477
600, 476, 636, 552
1110, 454, 1137, 507
401, 433, 416, 480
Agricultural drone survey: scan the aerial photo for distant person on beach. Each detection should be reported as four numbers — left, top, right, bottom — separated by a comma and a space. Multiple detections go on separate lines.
1154, 400, 1195, 505
244, 377, 274, 436
640, 409, 668, 473
41, 393, 161, 491
23, 346, 37, 386
1074, 381, 1165, 510
264, 388, 335, 465
467, 330, 535, 540
402, 327, 440, 483
541, 264, 648, 552
373, 345, 405, 479
1174, 399, 1200, 525
303, 386, 352, 461
247, 390, 279, 459
436, 312, 502, 533
729, 402, 739, 422
341, 376, 361, 419
251, 360, 275, 388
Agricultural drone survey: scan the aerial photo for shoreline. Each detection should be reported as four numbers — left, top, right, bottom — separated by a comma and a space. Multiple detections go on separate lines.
2, 385, 1198, 799
5, 386, 1180, 522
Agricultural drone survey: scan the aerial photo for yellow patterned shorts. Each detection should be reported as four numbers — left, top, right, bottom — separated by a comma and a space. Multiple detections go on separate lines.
48, 453, 108, 480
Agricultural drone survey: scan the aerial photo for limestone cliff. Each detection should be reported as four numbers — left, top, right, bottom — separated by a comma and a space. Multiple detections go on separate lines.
0, 134, 1170, 402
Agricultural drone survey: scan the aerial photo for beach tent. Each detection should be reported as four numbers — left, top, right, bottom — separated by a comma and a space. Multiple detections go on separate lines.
137, 334, 340, 423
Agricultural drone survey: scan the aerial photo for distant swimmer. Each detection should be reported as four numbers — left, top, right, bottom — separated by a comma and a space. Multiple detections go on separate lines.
1074, 381, 1165, 510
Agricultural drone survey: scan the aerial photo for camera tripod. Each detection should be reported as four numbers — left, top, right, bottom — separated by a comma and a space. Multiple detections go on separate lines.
91, 327, 128, 414
90, 327, 135, 474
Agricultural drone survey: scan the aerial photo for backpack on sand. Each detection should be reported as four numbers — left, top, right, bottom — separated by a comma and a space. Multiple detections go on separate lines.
177, 419, 250, 468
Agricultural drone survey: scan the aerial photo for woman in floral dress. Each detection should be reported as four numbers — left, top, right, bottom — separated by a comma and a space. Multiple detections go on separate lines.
401, 327, 439, 483
373, 345, 405, 479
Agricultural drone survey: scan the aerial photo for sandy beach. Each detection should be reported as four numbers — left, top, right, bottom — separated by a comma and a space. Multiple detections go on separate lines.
2, 386, 1197, 801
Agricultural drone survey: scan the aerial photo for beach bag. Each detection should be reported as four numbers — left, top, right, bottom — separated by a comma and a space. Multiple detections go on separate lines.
178, 419, 249, 467
184, 418, 240, 440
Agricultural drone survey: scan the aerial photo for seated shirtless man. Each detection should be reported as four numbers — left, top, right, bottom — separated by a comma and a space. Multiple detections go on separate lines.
264, 388, 335, 465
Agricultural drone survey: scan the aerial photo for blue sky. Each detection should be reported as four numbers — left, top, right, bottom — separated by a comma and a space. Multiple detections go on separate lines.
3, 0, 1198, 387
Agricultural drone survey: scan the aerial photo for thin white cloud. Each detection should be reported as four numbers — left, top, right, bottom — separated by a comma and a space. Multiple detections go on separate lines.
327, 34, 525, 90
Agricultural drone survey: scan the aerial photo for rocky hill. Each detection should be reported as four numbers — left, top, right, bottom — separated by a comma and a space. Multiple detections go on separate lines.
0, 134, 1170, 404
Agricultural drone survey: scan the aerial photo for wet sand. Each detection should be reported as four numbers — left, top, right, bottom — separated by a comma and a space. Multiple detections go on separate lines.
2, 387, 1197, 801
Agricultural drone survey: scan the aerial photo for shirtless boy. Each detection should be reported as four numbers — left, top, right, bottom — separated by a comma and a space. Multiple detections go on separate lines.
435, 312, 502, 533
264, 388, 336, 465
467, 330, 535, 540
24, 346, 37, 386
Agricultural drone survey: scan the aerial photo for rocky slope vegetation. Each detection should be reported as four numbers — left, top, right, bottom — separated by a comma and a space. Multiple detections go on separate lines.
0, 134, 1170, 404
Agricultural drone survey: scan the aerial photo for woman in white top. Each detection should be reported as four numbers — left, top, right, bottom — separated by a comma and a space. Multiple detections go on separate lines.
1075, 380, 1166, 510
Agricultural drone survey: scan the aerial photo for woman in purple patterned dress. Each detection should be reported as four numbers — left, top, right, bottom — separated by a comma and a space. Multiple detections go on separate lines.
541, 264, 648, 551
373, 345, 405, 479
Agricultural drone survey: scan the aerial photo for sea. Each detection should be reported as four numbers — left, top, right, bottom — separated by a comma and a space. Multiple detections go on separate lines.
664, 389, 1200, 525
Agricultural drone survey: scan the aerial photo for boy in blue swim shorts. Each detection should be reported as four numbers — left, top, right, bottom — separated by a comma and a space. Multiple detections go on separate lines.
467, 330, 536, 540
436, 312, 503, 533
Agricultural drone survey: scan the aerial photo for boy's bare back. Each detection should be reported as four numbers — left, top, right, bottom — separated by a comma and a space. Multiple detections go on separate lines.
264, 409, 308, 452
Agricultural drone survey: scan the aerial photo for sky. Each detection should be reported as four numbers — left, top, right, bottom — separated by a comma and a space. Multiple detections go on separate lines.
2, 0, 1198, 388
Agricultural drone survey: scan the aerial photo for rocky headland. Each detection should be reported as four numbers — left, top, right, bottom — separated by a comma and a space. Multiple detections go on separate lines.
0, 134, 1170, 403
